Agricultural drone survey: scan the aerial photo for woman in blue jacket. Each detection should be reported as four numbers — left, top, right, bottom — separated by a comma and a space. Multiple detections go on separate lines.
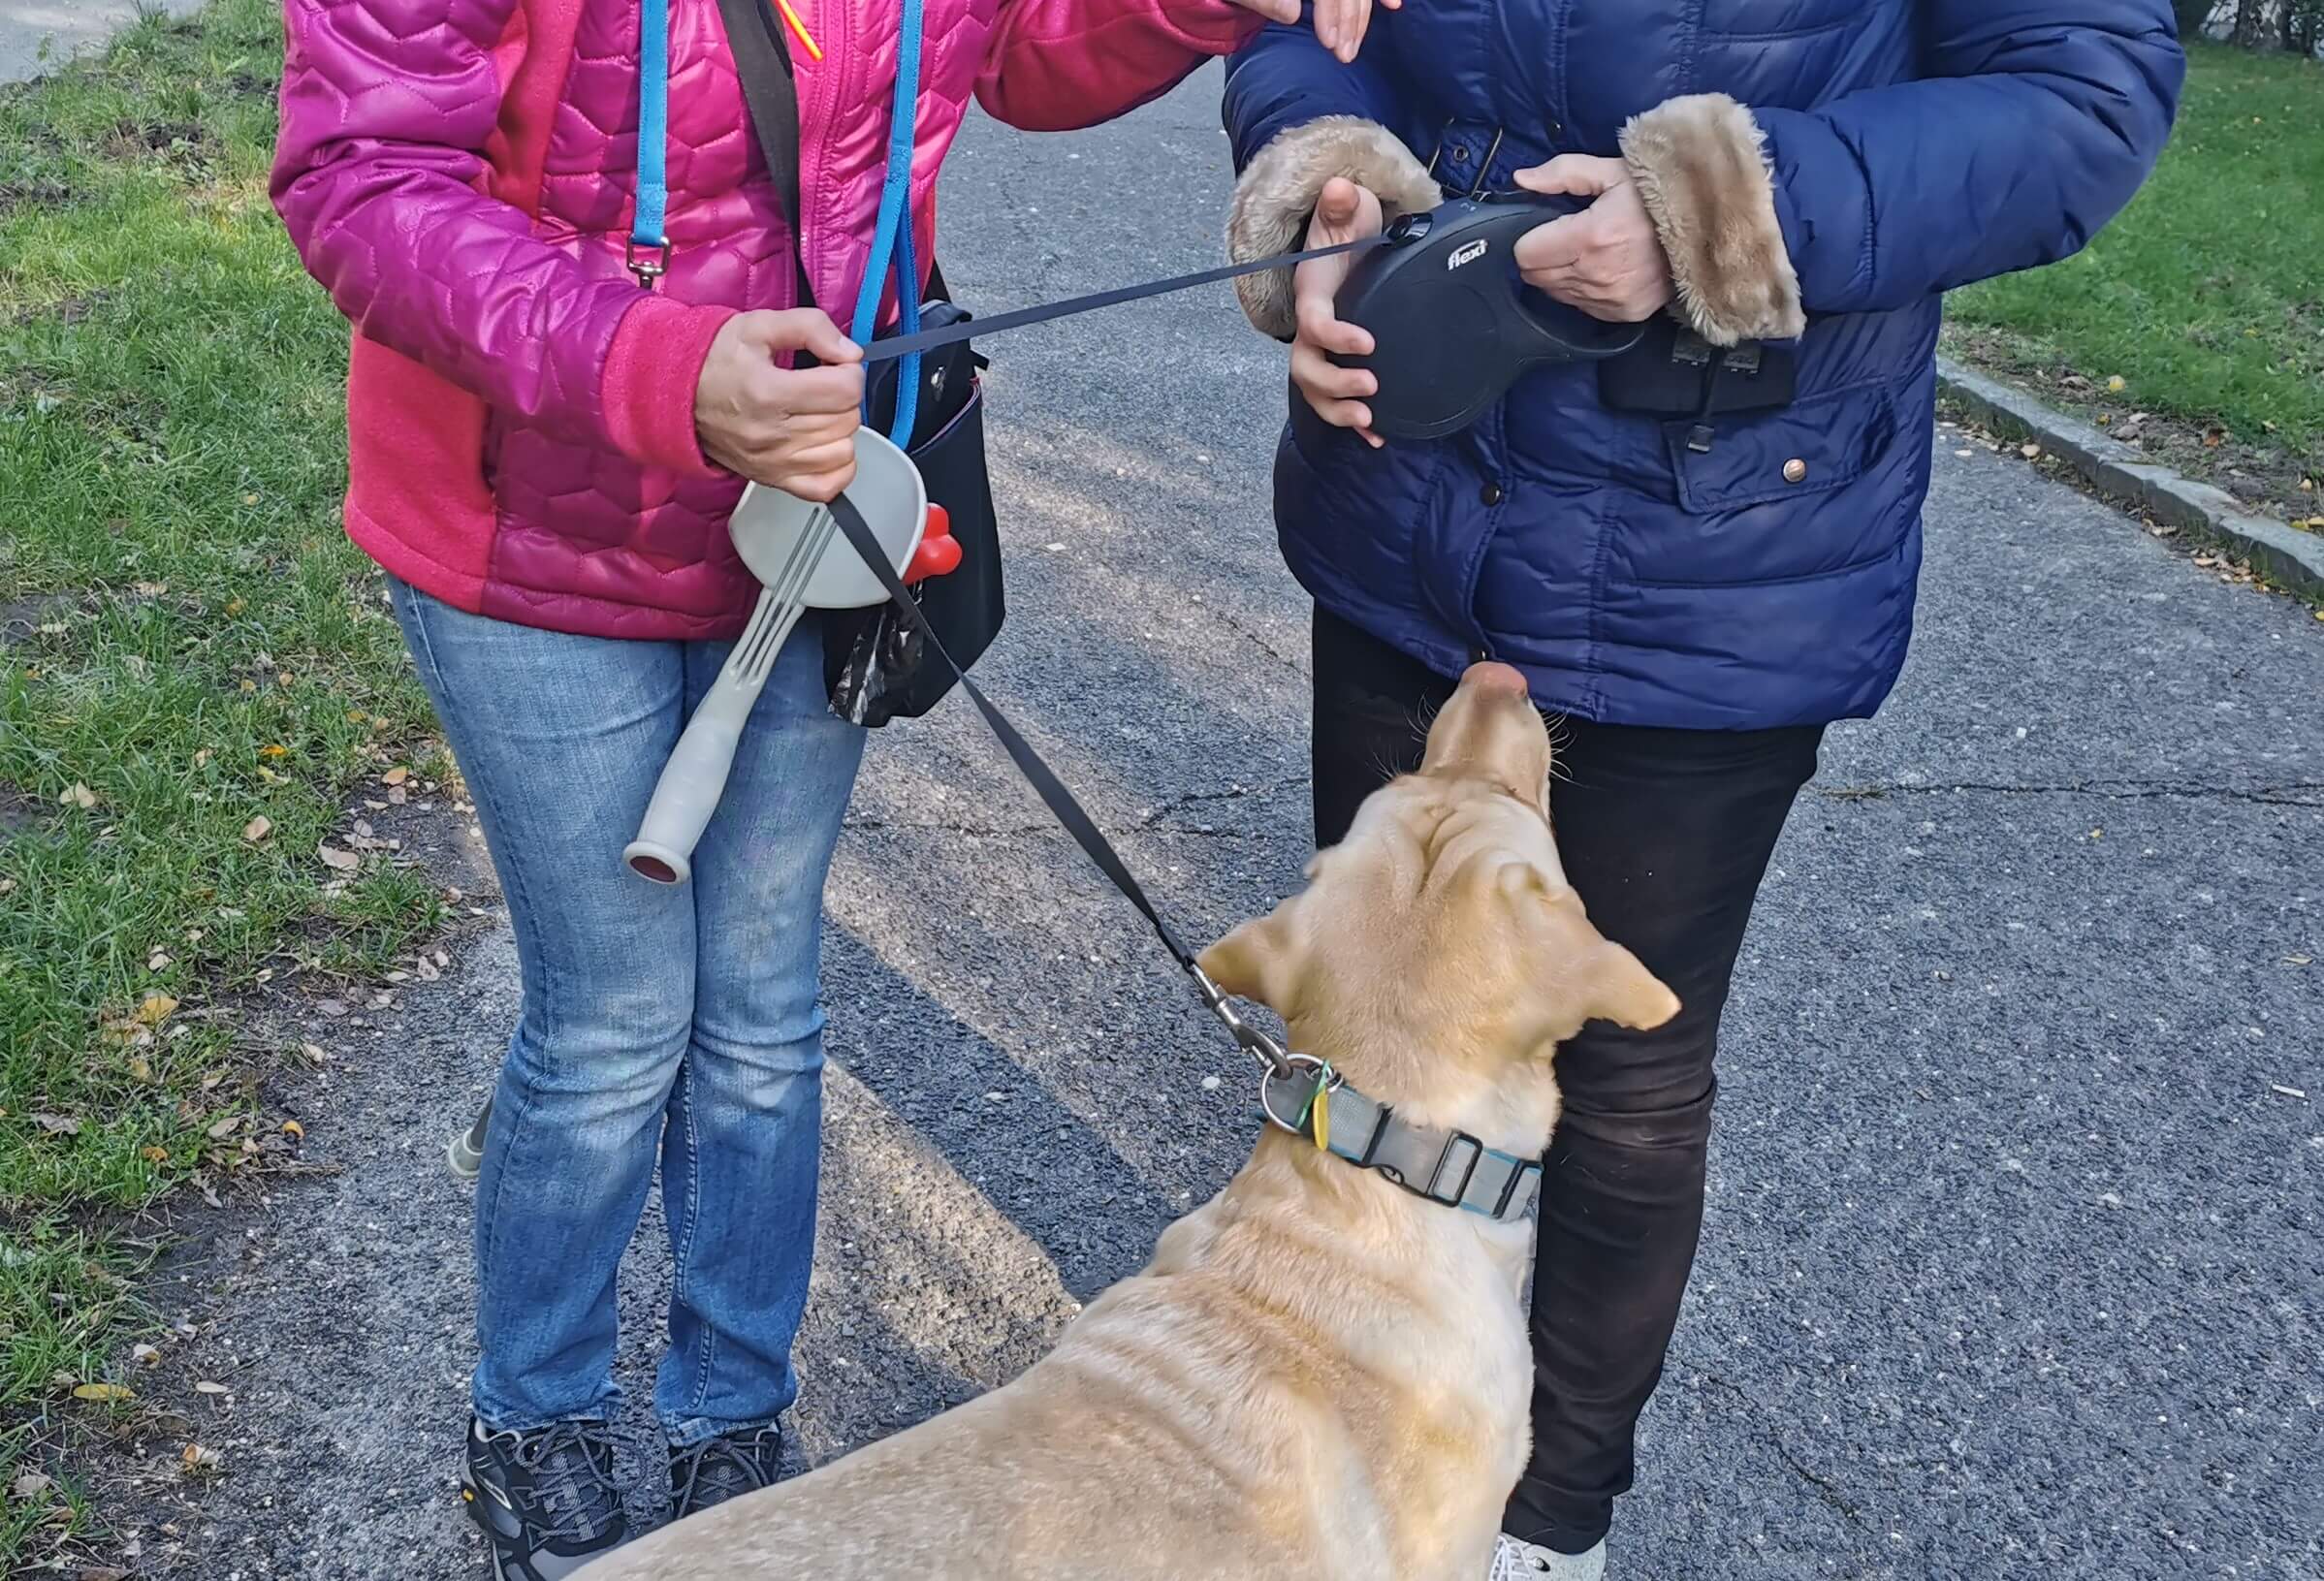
1222, 5, 2183, 1575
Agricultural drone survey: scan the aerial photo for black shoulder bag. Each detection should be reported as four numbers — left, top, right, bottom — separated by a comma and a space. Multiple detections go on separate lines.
715, 0, 1005, 727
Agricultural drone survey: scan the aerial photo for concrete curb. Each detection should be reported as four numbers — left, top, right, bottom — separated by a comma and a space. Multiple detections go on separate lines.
1933, 355, 2324, 599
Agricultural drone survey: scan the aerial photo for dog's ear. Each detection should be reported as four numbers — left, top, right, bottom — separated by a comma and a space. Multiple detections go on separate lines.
1498, 865, 1680, 1032
1586, 940, 1681, 1031
1196, 904, 1304, 1019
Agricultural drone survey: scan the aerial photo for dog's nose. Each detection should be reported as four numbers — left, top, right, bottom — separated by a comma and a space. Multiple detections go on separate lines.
1461, 660, 1529, 697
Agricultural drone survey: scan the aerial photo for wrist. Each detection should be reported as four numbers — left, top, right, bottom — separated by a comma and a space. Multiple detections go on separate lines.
603, 296, 738, 477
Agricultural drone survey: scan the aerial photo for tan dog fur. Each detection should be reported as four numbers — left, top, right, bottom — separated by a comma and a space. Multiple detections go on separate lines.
581, 664, 1678, 1581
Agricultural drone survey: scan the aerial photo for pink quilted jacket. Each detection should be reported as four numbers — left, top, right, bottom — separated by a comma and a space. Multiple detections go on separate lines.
271, 0, 1258, 640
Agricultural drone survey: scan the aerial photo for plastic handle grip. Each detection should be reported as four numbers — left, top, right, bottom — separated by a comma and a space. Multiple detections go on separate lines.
622, 684, 756, 886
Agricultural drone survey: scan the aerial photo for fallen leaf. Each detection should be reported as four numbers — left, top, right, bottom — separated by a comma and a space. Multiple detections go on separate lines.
136, 993, 178, 1026
2019, 443, 2042, 460
381, 766, 410, 786
224, 597, 245, 617
0, 877, 16, 896
206, 1116, 240, 1141
132, 1344, 161, 1366
127, 1056, 153, 1084
194, 1381, 229, 1396
2285, 954, 2312, 966
242, 815, 273, 844
72, 1383, 133, 1403
193, 747, 212, 770
32, 1114, 81, 1136
60, 781, 97, 810
181, 1442, 221, 1470
317, 844, 360, 872
148, 948, 172, 971
258, 743, 288, 760
141, 1146, 169, 1163
281, 1120, 304, 1139
133, 581, 169, 597
2105, 374, 2126, 393
11, 1470, 52, 1500
299, 1042, 326, 1063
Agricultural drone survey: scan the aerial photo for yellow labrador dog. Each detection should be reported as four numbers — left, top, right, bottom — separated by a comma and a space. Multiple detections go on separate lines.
583, 661, 1677, 1581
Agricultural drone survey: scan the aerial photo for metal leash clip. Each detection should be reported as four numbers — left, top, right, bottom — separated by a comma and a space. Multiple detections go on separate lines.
1189, 962, 1296, 1079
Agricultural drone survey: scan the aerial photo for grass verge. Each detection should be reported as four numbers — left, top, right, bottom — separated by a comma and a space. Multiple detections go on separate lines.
1945, 41, 2323, 524
0, 0, 443, 1561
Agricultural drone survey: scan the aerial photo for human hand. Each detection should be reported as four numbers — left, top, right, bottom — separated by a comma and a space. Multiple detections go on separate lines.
1225, 0, 1399, 64
1289, 176, 1386, 447
694, 309, 866, 502
1511, 155, 1674, 325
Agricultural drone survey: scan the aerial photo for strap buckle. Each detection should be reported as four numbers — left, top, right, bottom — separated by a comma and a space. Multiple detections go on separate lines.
626, 237, 671, 287
1424, 1130, 1485, 1206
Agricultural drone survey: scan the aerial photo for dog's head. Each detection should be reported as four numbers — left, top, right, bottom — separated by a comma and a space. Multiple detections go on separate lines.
1198, 664, 1677, 1135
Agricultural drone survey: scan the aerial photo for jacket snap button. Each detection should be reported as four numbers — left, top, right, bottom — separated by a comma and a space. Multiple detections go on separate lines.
1480, 482, 1505, 506
1449, 144, 1471, 163
1782, 458, 1808, 484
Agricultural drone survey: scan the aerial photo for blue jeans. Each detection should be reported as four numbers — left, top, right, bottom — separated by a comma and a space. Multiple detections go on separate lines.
390, 580, 865, 1447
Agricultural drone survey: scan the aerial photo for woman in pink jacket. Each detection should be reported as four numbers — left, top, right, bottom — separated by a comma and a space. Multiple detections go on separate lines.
271, 0, 1357, 1569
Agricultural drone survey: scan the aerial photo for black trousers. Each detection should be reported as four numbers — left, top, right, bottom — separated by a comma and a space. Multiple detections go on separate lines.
1309, 610, 1824, 1555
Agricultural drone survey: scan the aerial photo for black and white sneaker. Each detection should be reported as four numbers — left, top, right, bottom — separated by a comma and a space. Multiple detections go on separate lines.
462, 1417, 628, 1579
668, 1424, 785, 1521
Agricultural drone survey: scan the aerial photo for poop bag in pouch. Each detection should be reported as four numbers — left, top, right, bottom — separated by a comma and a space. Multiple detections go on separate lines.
823, 285, 1005, 728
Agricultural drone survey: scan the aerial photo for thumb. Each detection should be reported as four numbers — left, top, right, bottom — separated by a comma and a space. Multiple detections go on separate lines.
740, 307, 865, 364
1512, 153, 1619, 200
1315, 175, 1362, 228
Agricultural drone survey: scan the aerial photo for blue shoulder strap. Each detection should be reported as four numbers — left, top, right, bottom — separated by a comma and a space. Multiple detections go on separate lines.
629, 0, 671, 281
634, 0, 919, 435
848, 0, 925, 445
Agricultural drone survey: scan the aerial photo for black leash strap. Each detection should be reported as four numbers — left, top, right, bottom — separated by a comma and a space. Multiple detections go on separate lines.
827, 494, 1200, 969
860, 235, 1386, 364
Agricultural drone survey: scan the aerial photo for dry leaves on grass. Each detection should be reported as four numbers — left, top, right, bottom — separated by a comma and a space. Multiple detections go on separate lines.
58, 781, 97, 809
31, 1114, 82, 1136
71, 1383, 133, 1404
241, 814, 272, 844
317, 843, 360, 873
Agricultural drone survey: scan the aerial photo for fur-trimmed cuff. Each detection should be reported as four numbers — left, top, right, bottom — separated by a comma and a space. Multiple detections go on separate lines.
1618, 94, 1805, 346
1226, 116, 1441, 341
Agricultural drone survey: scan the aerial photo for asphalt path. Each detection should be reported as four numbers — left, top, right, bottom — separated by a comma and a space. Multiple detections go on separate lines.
0, 0, 206, 83
115, 66, 2321, 1581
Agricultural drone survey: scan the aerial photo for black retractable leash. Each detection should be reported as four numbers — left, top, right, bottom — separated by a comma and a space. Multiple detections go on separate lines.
1329, 192, 1647, 439
857, 190, 1645, 439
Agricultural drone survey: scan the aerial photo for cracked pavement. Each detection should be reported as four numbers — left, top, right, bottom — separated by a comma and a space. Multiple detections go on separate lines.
127, 68, 2320, 1581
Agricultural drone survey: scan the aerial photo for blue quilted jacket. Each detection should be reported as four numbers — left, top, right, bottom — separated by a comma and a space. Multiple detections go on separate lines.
1223, 2, 2183, 728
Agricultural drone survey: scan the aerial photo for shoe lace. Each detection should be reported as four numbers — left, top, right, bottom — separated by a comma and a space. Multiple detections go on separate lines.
511, 1421, 623, 1545
671, 1428, 780, 1512
1489, 1535, 1554, 1580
